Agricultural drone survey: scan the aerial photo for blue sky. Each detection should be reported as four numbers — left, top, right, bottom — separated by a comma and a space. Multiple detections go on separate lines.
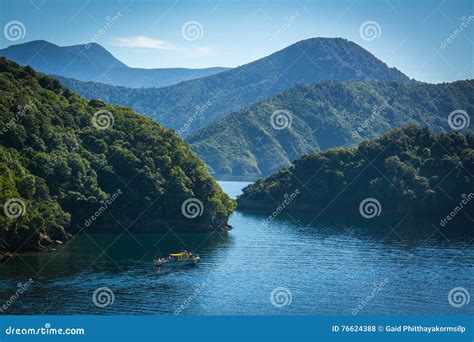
0, 0, 472, 83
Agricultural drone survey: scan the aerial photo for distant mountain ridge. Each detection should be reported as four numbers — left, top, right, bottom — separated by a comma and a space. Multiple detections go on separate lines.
54, 37, 411, 134
188, 79, 474, 177
0, 40, 230, 88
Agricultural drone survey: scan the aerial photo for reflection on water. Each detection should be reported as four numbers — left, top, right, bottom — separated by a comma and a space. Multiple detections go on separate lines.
0, 181, 472, 315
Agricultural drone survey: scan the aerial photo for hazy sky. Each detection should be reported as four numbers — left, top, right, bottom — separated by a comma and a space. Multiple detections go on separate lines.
0, 0, 472, 83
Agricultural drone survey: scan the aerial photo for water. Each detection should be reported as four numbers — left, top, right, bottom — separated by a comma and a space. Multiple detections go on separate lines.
0, 181, 472, 315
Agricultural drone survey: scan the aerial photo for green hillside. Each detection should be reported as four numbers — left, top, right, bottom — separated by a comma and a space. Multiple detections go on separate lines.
237, 125, 474, 222
189, 80, 474, 177
57, 38, 410, 135
0, 57, 235, 253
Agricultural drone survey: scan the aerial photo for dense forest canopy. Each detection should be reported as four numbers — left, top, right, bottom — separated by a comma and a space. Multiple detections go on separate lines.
237, 125, 473, 226
189, 80, 474, 177
0, 57, 235, 253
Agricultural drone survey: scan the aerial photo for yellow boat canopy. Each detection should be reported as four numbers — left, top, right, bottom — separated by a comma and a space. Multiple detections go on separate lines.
169, 253, 187, 257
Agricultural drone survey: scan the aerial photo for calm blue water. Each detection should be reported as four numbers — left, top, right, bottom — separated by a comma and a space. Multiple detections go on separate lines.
0, 181, 472, 315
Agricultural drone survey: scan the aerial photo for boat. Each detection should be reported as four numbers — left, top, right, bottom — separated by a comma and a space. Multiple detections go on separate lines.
154, 251, 200, 267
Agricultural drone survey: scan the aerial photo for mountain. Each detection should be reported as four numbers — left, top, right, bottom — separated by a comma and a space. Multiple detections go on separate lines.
188, 80, 474, 177
237, 125, 474, 225
53, 37, 411, 135
0, 57, 235, 254
0, 40, 229, 88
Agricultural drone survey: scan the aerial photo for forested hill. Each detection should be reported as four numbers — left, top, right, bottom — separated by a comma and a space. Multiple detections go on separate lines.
0, 57, 235, 253
56, 37, 410, 134
237, 125, 474, 224
188, 80, 474, 177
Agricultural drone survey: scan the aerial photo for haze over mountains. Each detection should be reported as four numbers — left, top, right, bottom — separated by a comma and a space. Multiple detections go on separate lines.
189, 80, 474, 176
0, 40, 230, 88
48, 37, 411, 134
5, 37, 471, 180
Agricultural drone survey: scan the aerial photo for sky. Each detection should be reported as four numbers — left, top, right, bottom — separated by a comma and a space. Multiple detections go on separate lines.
0, 0, 472, 83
